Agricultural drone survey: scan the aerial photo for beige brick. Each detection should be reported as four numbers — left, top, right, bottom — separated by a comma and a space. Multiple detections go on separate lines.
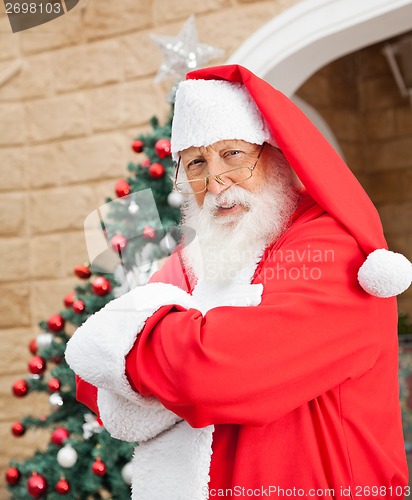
83, 0, 153, 41
0, 17, 20, 61
30, 234, 63, 279
61, 231, 90, 278
30, 278, 78, 325
26, 93, 91, 143
29, 185, 96, 234
26, 143, 63, 189
153, 0, 229, 24
360, 76, 405, 111
0, 238, 29, 282
90, 80, 169, 132
0, 327, 34, 375
395, 107, 412, 136
378, 201, 412, 237
0, 149, 27, 191
0, 193, 25, 236
0, 283, 30, 328
365, 138, 412, 172
0, 103, 26, 146
28, 134, 129, 189
120, 31, 164, 80
58, 133, 129, 183
0, 53, 54, 102
19, 7, 84, 55
364, 109, 396, 140
53, 40, 125, 94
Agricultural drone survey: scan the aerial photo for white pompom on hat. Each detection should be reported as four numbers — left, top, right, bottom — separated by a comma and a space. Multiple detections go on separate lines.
176, 64, 412, 298
171, 79, 277, 161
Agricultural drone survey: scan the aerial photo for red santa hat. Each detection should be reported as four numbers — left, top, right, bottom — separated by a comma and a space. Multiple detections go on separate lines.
171, 64, 412, 298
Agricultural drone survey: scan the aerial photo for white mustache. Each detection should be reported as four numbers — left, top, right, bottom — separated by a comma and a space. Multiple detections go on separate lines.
202, 185, 255, 212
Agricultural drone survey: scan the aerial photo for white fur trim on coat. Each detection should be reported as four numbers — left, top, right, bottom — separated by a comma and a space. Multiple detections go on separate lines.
132, 420, 213, 500
65, 282, 197, 402
171, 79, 277, 160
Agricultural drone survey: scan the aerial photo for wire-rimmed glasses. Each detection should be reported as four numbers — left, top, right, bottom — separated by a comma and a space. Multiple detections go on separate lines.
174, 143, 265, 195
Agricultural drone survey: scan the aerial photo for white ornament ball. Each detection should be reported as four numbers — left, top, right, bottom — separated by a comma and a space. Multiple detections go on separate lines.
358, 248, 412, 298
167, 191, 184, 208
57, 444, 78, 468
128, 200, 140, 215
36, 333, 53, 349
121, 462, 133, 485
49, 392, 63, 408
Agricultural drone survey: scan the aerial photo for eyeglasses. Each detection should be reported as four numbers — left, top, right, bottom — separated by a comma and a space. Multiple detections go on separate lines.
174, 143, 265, 195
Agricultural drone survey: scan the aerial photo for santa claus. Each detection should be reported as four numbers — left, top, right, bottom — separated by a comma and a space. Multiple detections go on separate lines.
66, 65, 411, 499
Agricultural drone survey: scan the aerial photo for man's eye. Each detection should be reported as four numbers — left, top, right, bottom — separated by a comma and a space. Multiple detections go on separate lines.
226, 150, 242, 157
187, 159, 204, 168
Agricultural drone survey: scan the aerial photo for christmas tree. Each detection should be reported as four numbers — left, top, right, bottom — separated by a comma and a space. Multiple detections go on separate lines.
6, 116, 185, 499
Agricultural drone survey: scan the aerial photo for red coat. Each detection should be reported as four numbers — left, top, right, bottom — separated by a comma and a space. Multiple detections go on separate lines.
77, 194, 408, 498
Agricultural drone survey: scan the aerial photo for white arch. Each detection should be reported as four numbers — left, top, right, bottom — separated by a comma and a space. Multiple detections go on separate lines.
227, 0, 412, 96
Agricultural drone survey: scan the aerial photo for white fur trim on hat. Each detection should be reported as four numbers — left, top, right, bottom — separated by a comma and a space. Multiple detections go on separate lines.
171, 79, 276, 160
358, 248, 412, 298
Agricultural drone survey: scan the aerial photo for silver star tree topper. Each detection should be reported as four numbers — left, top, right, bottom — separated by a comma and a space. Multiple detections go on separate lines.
150, 15, 224, 91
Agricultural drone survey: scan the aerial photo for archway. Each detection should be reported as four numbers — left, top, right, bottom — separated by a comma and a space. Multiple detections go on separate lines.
227, 0, 412, 95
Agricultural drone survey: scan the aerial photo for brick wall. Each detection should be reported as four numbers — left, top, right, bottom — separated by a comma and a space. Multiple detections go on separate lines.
296, 35, 412, 316
0, 0, 299, 492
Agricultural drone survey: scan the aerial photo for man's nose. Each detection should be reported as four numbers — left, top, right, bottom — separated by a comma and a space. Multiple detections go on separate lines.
205, 158, 230, 195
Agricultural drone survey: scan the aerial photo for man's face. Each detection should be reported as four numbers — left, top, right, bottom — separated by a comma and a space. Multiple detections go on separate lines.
179, 140, 274, 217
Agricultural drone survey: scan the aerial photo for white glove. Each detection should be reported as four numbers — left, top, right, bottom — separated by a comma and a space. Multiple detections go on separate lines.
191, 280, 263, 315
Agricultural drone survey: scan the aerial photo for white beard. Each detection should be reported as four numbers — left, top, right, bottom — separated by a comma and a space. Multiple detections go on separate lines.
180, 161, 299, 284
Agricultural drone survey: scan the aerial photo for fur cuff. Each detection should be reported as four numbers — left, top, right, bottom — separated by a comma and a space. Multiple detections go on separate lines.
131, 420, 214, 500
65, 282, 199, 403
97, 389, 182, 443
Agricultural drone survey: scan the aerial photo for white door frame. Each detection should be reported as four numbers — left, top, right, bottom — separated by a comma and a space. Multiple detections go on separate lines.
227, 0, 412, 96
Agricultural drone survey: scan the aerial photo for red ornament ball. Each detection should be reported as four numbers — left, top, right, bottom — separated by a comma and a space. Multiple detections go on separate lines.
55, 478, 70, 495
28, 356, 47, 375
143, 225, 156, 240
6, 467, 20, 486
92, 276, 111, 296
11, 421, 26, 437
47, 314, 65, 333
110, 234, 127, 252
132, 139, 144, 153
149, 162, 165, 179
48, 378, 61, 393
115, 179, 131, 198
63, 292, 76, 308
27, 473, 47, 498
92, 458, 106, 476
141, 158, 151, 168
72, 299, 85, 314
155, 138, 171, 158
12, 379, 29, 397
51, 427, 70, 446
74, 264, 91, 279
28, 338, 38, 355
